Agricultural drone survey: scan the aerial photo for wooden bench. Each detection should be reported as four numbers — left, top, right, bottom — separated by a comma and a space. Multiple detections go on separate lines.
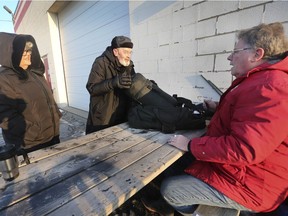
0, 123, 206, 215
193, 205, 240, 216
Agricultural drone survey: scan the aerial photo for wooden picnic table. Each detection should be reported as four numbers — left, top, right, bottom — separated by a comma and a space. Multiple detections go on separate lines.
0, 123, 206, 216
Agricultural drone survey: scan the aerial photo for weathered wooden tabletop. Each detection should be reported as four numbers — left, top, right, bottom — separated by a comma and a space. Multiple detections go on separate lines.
0, 123, 205, 216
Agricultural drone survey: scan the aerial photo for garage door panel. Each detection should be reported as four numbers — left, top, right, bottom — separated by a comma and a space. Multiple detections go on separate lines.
59, 1, 96, 28
61, 20, 127, 50
59, 1, 130, 110
60, 1, 128, 46
62, 16, 130, 62
67, 93, 90, 111
65, 77, 89, 104
65, 75, 87, 85
64, 59, 95, 77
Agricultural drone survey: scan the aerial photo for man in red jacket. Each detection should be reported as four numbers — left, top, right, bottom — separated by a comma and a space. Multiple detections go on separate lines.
162, 22, 288, 214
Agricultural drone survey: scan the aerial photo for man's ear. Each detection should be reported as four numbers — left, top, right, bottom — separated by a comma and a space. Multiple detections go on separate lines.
113, 48, 118, 57
254, 48, 265, 61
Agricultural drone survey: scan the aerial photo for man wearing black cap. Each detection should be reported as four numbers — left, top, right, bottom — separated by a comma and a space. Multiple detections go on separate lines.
85, 36, 135, 134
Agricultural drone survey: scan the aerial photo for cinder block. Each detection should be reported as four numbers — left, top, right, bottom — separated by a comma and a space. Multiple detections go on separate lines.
198, 1, 239, 20
239, 1, 269, 9
138, 60, 158, 75
157, 44, 170, 59
183, 23, 197, 42
183, 55, 214, 73
148, 15, 172, 34
132, 48, 149, 63
183, 1, 202, 8
196, 18, 217, 38
147, 47, 161, 60
172, 6, 198, 28
172, 1, 185, 12
158, 30, 172, 46
197, 34, 235, 55
217, 7, 263, 34
131, 22, 148, 40
158, 58, 183, 74
172, 27, 183, 44
181, 41, 198, 58
170, 43, 184, 59
264, 2, 288, 23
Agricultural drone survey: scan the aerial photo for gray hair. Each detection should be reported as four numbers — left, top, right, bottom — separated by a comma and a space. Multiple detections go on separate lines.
238, 22, 288, 59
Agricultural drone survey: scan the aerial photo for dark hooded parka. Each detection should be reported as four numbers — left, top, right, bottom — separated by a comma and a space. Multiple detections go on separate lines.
0, 32, 61, 152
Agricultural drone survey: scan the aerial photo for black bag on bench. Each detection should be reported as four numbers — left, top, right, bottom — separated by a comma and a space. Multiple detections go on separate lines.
125, 73, 206, 133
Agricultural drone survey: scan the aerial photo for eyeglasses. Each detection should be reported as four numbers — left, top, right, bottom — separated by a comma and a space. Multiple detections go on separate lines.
231, 47, 252, 55
117, 48, 133, 55
23, 49, 32, 56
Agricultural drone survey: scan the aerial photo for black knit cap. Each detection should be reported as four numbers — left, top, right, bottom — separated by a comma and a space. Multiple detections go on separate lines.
111, 36, 133, 49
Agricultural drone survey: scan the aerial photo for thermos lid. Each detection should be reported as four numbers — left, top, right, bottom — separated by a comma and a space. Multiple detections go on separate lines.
0, 145, 17, 160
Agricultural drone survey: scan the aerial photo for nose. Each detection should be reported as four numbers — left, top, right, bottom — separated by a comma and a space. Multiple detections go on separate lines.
227, 53, 233, 61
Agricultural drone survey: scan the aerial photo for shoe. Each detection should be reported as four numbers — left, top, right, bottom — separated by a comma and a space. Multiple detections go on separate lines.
141, 197, 174, 216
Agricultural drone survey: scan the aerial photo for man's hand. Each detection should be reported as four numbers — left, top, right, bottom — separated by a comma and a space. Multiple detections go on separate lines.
113, 74, 132, 89
203, 99, 218, 113
168, 135, 190, 152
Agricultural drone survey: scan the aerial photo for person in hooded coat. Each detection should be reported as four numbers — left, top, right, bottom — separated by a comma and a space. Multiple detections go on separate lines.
85, 36, 135, 134
0, 32, 61, 154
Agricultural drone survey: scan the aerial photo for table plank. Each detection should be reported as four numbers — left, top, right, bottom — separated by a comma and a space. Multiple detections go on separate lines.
0, 130, 168, 215
49, 139, 183, 215
0, 128, 159, 211
0, 127, 205, 216
48, 129, 205, 216
18, 123, 129, 166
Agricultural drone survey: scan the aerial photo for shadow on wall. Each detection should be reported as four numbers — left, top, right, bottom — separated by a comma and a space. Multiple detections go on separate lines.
132, 1, 176, 24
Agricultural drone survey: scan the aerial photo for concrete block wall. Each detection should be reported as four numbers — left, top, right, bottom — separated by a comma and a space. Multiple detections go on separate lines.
130, 0, 288, 103
14, 0, 288, 108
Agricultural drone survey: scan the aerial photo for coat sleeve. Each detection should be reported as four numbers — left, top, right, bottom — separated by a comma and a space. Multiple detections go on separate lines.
0, 75, 26, 141
191, 80, 288, 165
86, 58, 115, 96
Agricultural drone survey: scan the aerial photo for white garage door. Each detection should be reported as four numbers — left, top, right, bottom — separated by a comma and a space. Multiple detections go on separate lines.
58, 1, 130, 111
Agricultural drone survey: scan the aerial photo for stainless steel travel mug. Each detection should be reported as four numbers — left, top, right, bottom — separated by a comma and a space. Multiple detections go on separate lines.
0, 145, 19, 181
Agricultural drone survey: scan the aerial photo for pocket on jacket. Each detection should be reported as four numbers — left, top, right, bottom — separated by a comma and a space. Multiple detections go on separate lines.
24, 120, 41, 143
93, 100, 105, 114
220, 164, 246, 186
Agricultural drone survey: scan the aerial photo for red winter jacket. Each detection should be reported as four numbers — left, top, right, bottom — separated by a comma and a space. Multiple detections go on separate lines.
186, 55, 288, 212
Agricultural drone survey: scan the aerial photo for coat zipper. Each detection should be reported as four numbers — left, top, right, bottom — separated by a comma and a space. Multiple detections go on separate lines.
30, 72, 57, 135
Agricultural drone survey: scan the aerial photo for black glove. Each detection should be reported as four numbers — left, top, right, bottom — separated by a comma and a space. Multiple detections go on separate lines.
112, 74, 132, 89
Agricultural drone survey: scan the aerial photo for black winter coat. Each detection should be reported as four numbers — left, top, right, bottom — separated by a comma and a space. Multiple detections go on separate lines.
0, 33, 61, 150
86, 47, 135, 129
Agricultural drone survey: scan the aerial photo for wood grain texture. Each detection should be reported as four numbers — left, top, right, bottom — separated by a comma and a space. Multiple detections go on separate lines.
0, 123, 206, 216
